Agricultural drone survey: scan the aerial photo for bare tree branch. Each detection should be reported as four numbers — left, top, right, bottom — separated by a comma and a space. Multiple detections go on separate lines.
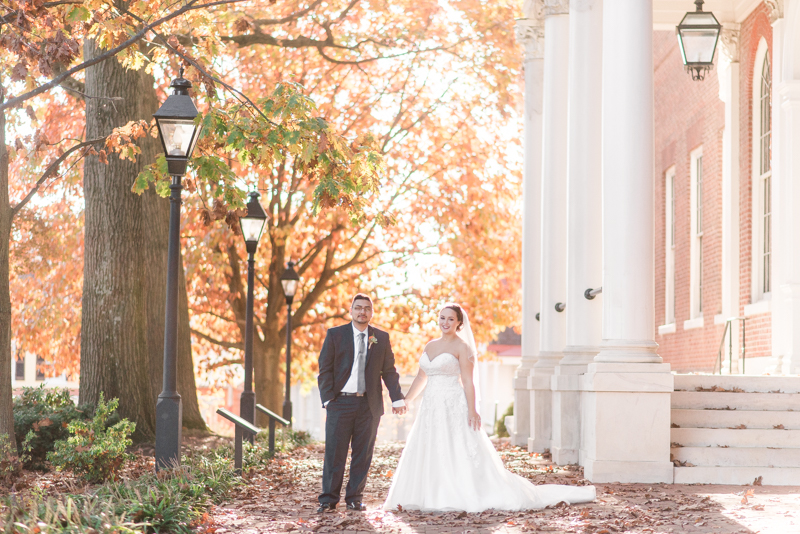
10, 137, 106, 219
190, 328, 243, 351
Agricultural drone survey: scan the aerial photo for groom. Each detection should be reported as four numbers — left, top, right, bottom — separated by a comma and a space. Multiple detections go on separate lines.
317, 294, 406, 512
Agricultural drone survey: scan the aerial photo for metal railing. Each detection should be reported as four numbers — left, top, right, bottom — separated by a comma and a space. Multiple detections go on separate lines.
216, 407, 260, 474
257, 404, 290, 454
715, 317, 747, 375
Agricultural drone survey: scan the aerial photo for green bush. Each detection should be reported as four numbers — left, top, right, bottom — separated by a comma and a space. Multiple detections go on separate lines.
47, 393, 135, 483
0, 434, 22, 484
2, 447, 241, 533
13, 385, 90, 468
255, 426, 312, 452
494, 402, 514, 438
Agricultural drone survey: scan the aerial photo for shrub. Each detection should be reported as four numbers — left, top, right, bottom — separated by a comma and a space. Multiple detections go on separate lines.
494, 402, 514, 438
13, 385, 90, 468
0, 434, 22, 484
1, 447, 240, 533
47, 393, 135, 483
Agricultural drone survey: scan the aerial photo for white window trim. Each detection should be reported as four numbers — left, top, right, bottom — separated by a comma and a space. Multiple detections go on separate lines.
658, 323, 676, 336
665, 166, 676, 326
684, 316, 705, 330
744, 298, 772, 317
751, 37, 772, 305
689, 147, 703, 319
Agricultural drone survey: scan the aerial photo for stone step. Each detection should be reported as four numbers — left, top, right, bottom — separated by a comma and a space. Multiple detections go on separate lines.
671, 391, 800, 411
671, 409, 800, 430
671, 446, 800, 467
673, 466, 800, 485
674, 374, 800, 394
671, 428, 800, 448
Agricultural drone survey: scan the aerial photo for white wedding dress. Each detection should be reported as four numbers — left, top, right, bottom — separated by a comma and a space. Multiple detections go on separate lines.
383, 352, 596, 512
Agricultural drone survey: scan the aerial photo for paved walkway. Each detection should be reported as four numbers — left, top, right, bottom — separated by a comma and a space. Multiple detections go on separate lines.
211, 442, 800, 533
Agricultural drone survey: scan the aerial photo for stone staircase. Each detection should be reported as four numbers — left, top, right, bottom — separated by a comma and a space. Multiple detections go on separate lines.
671, 375, 800, 485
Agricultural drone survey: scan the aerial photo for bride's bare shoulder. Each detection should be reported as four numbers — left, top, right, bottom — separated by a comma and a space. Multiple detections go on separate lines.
453, 338, 470, 358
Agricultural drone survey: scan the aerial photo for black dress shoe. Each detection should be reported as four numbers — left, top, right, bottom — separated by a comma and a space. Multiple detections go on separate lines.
317, 503, 336, 513
346, 502, 366, 512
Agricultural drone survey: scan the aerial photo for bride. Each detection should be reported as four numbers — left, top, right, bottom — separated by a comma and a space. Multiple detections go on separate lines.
383, 303, 595, 512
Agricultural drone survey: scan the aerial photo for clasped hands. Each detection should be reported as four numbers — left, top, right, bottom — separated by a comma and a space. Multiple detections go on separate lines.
392, 405, 408, 415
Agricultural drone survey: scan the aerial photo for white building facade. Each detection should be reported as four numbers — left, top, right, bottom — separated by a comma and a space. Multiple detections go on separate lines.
512, 0, 800, 484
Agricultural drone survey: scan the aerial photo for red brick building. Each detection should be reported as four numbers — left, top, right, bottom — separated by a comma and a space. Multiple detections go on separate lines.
654, 3, 780, 373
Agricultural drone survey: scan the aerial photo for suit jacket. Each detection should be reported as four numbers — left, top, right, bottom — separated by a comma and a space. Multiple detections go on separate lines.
317, 323, 404, 417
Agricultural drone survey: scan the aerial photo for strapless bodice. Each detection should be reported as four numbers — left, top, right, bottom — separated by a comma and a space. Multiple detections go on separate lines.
420, 352, 461, 376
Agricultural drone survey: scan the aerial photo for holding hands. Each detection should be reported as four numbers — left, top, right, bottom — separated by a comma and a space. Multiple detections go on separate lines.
392, 405, 408, 415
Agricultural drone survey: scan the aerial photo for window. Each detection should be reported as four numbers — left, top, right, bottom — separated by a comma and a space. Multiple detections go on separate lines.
36, 356, 45, 381
665, 167, 676, 325
752, 40, 772, 302
15, 354, 24, 381
760, 54, 772, 296
690, 148, 704, 318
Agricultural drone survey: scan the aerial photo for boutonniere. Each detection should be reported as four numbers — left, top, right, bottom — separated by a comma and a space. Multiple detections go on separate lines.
368, 334, 378, 349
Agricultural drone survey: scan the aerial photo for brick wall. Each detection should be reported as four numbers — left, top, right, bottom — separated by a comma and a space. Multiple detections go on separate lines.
737, 4, 773, 361
652, 4, 773, 371
653, 29, 725, 371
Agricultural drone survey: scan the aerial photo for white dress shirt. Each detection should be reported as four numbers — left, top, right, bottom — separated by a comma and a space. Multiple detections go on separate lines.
325, 323, 405, 408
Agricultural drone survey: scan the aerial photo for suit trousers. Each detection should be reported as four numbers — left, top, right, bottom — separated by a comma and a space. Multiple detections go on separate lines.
319, 395, 380, 505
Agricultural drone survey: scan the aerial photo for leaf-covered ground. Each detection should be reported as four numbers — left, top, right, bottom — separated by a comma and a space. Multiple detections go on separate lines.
211, 440, 800, 534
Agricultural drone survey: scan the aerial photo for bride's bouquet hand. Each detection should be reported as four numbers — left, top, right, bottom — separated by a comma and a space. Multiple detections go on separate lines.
468, 411, 481, 431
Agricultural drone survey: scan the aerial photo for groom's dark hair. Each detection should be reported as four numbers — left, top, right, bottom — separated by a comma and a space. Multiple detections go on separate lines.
352, 293, 373, 306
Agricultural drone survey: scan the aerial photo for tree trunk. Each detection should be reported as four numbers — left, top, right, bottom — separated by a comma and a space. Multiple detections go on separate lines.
254, 333, 283, 427
143, 187, 206, 430
0, 88, 16, 451
79, 40, 156, 441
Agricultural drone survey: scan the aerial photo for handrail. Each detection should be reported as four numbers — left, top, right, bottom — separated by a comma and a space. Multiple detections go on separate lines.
584, 287, 603, 300
216, 408, 261, 474
256, 404, 290, 454
715, 317, 747, 375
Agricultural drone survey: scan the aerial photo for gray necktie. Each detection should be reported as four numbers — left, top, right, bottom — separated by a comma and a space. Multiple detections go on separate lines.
356, 332, 367, 394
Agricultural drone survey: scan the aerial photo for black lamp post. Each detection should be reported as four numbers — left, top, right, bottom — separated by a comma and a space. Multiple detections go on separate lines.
280, 261, 299, 423
153, 69, 201, 471
239, 191, 268, 440
676, 0, 722, 81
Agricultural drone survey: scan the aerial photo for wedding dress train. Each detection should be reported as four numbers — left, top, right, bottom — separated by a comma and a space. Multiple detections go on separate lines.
383, 352, 595, 512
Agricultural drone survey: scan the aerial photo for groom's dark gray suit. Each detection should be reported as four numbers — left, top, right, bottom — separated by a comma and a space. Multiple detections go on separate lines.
318, 323, 404, 506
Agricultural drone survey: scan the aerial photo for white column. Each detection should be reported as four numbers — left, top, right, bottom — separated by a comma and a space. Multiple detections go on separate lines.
717, 27, 741, 372
580, 0, 673, 483
775, 0, 800, 375
528, 0, 569, 453
551, 0, 602, 466
513, 16, 545, 447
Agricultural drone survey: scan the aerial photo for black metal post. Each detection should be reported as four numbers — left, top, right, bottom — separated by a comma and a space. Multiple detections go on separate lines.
283, 300, 293, 424
155, 175, 184, 471
269, 418, 276, 454
240, 252, 256, 443
234, 426, 243, 475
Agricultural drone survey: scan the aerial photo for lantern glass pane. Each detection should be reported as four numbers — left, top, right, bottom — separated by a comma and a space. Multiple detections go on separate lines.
281, 279, 298, 298
157, 119, 196, 157
679, 29, 718, 63
240, 217, 266, 243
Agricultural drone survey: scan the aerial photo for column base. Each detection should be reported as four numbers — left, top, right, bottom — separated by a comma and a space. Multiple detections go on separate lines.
595, 340, 662, 364
579, 362, 673, 483
550, 367, 584, 466
528, 371, 554, 453
583, 459, 674, 483
552, 446, 579, 465
155, 394, 183, 471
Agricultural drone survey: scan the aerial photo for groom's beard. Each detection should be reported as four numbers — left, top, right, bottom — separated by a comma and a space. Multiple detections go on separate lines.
353, 316, 369, 328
